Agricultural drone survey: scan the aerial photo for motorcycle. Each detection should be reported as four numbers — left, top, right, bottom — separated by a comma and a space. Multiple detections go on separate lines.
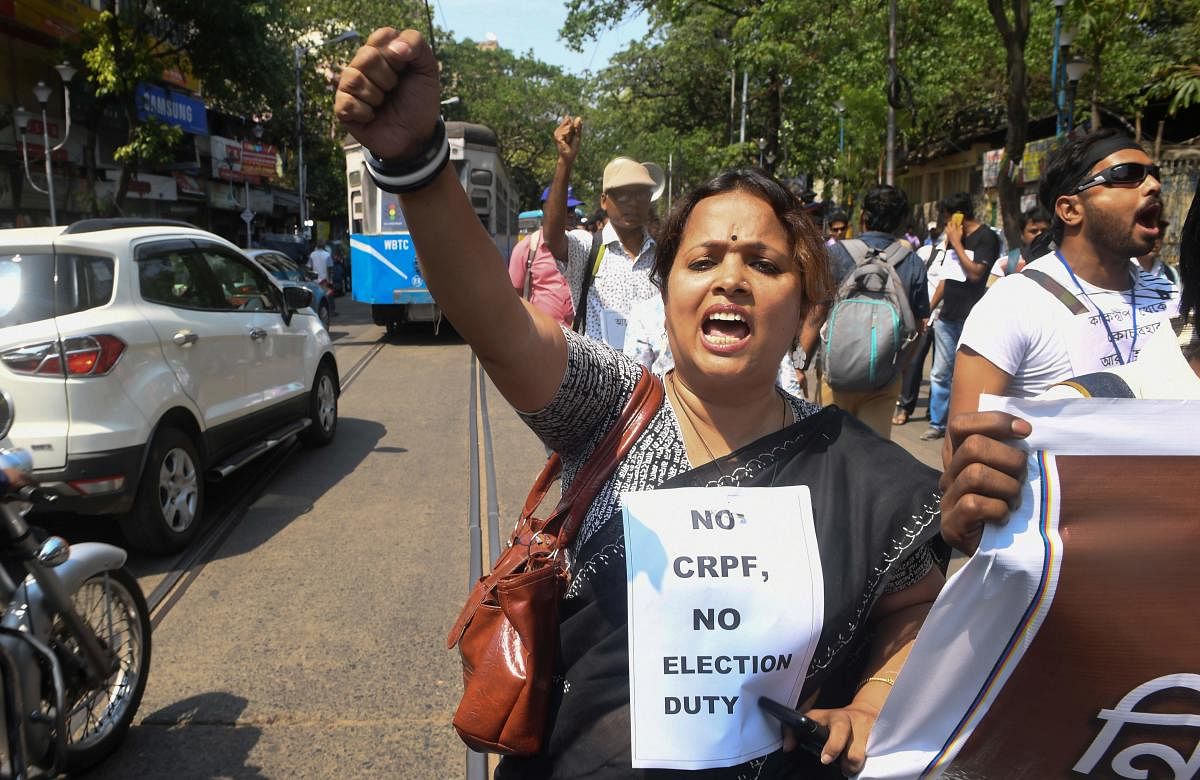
0, 389, 151, 778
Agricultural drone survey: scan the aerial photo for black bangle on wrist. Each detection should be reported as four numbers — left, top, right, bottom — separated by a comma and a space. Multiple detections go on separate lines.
364, 117, 451, 194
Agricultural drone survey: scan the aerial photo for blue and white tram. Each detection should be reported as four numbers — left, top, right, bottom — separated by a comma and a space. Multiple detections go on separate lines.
344, 121, 519, 333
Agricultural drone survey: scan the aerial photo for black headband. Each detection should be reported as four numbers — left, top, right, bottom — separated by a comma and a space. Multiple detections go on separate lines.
1043, 135, 1144, 209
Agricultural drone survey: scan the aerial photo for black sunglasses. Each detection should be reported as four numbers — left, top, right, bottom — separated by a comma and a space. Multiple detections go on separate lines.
1073, 162, 1162, 194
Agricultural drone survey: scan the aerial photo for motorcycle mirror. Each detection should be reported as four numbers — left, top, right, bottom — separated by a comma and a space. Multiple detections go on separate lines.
0, 389, 13, 440
37, 536, 70, 568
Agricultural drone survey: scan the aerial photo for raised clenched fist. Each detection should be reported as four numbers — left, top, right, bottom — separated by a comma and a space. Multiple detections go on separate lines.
335, 28, 442, 160
554, 115, 583, 164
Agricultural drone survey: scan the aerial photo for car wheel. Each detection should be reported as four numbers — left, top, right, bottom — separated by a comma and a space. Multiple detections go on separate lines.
301, 363, 338, 446
318, 300, 331, 329
119, 427, 204, 555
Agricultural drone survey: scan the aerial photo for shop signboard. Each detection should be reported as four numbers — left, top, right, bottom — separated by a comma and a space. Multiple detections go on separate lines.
0, 114, 84, 164
174, 173, 205, 198
2, 0, 99, 39
94, 173, 179, 201
1021, 137, 1061, 183
135, 83, 208, 135
210, 136, 280, 182
982, 149, 1004, 189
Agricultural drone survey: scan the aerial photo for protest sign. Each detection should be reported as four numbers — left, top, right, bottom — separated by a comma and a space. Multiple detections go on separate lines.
860, 397, 1200, 779
623, 486, 823, 769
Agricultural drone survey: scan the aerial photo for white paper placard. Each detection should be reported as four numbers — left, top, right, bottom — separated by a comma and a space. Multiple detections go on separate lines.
623, 486, 824, 770
601, 310, 629, 351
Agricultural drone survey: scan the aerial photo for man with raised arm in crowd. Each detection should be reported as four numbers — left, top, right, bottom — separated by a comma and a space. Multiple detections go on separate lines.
542, 117, 661, 350
948, 129, 1179, 424
920, 192, 1002, 440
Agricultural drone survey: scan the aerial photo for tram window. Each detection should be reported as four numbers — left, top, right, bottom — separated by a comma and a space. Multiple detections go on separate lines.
477, 212, 490, 231
348, 170, 361, 187
471, 190, 490, 210
470, 169, 493, 186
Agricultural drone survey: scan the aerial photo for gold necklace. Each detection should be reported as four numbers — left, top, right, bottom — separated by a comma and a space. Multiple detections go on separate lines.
669, 372, 789, 472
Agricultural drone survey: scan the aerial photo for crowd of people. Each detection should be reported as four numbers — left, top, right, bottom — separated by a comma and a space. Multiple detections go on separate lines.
334, 26, 1198, 779
503, 122, 1196, 443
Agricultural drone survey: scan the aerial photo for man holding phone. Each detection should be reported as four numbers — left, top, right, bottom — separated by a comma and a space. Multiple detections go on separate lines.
921, 193, 1001, 440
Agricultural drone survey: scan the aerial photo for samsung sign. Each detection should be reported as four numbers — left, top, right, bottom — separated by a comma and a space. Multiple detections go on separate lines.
135, 83, 208, 135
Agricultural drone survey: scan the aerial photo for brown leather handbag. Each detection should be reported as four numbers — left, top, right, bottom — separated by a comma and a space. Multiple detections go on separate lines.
446, 367, 663, 755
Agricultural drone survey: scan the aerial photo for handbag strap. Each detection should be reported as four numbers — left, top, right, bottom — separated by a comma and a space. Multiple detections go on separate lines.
522, 229, 540, 300
571, 232, 606, 333
537, 366, 663, 544
446, 367, 663, 649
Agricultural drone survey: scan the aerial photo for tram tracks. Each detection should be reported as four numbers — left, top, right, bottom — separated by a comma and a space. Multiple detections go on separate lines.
465, 352, 501, 780
146, 334, 388, 624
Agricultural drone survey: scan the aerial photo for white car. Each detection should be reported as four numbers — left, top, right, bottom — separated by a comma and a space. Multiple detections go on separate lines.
0, 218, 339, 554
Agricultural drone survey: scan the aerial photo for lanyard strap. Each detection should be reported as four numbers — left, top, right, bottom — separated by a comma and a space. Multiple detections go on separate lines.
1055, 252, 1138, 365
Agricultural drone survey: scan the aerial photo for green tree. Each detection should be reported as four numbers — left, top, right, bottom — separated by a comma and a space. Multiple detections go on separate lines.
74, 0, 295, 214
437, 39, 589, 209
282, 1, 430, 226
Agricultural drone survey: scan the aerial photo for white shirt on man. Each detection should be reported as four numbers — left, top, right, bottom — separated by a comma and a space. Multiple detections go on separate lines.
308, 247, 332, 285
959, 252, 1179, 398
561, 222, 657, 348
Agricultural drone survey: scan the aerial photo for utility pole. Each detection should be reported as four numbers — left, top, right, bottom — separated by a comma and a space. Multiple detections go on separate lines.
729, 70, 736, 145
886, 0, 897, 185
422, 0, 438, 58
739, 71, 748, 144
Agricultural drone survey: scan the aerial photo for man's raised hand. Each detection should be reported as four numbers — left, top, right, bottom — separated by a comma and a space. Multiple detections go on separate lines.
554, 116, 583, 164
335, 28, 441, 160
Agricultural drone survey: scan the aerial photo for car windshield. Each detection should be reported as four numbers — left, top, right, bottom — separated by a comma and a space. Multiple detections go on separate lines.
0, 253, 56, 328
264, 256, 305, 282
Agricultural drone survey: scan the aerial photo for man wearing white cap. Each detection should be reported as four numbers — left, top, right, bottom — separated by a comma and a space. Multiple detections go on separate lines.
543, 116, 661, 350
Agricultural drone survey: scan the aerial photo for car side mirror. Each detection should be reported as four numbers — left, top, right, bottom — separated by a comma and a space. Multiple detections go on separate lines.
282, 285, 313, 313
0, 389, 13, 440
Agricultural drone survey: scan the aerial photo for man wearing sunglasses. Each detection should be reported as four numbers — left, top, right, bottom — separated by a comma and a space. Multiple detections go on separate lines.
946, 129, 1179, 424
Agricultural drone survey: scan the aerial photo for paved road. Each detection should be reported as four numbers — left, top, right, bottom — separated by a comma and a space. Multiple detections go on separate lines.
85, 301, 546, 777
76, 298, 947, 778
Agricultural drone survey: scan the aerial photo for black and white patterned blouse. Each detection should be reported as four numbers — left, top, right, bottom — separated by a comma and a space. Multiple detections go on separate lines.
499, 330, 941, 780
519, 329, 933, 592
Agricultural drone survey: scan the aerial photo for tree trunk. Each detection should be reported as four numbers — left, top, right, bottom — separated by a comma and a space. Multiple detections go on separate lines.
988, 0, 1031, 249
1090, 51, 1103, 130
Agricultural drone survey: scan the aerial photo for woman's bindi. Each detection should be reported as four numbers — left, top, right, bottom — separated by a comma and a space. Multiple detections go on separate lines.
730, 234, 737, 241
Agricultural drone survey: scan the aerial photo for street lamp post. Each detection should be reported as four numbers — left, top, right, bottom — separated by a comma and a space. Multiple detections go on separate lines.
1052, 0, 1069, 137
32, 82, 56, 226
239, 123, 265, 248
757, 137, 766, 168
1065, 58, 1091, 134
13, 65, 76, 226
12, 107, 48, 212
295, 29, 360, 238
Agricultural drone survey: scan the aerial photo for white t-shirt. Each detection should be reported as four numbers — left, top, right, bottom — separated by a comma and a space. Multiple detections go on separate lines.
1039, 333, 1200, 400
308, 248, 332, 284
959, 252, 1179, 398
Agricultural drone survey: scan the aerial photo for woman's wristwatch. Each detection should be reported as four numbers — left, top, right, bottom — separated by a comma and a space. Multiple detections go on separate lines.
363, 117, 451, 194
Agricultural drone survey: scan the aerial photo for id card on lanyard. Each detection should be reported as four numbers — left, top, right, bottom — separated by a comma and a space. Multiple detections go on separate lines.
1054, 254, 1170, 374
622, 486, 824, 769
